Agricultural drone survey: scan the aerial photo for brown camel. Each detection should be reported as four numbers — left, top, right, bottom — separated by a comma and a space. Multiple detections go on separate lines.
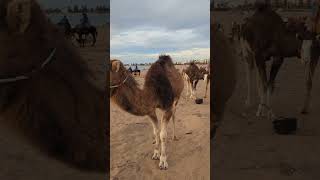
110, 55, 184, 170
0, 0, 107, 173
212, 22, 237, 138
183, 62, 204, 99
240, 4, 317, 119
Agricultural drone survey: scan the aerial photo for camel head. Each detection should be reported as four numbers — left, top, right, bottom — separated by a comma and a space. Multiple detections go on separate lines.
110, 59, 130, 95
0, 0, 53, 82
286, 17, 307, 35
199, 66, 208, 79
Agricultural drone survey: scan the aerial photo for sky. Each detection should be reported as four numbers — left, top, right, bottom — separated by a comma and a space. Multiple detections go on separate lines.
110, 0, 210, 64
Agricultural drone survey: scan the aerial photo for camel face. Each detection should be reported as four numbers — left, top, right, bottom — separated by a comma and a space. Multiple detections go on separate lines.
0, 0, 48, 76
110, 60, 129, 95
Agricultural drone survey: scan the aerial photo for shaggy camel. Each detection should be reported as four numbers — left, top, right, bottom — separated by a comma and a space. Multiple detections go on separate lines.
182, 62, 204, 99
212, 22, 237, 138
240, 4, 317, 118
110, 55, 184, 170
0, 0, 107, 173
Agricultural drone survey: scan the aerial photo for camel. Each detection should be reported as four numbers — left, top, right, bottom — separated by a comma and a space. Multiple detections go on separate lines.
212, 22, 237, 138
0, 0, 107, 174
110, 55, 184, 170
182, 62, 204, 99
240, 4, 318, 119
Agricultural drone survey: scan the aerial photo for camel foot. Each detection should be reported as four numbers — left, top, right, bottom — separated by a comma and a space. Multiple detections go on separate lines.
159, 156, 168, 170
152, 150, 160, 160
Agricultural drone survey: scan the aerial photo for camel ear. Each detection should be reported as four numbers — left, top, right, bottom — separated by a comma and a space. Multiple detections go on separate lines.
6, 0, 32, 33
111, 60, 121, 72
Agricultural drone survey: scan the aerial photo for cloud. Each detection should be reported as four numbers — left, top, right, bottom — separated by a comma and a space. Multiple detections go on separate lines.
110, 0, 210, 63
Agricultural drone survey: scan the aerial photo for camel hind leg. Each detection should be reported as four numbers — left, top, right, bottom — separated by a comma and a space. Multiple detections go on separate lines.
204, 74, 209, 98
172, 100, 179, 141
159, 109, 173, 170
148, 112, 160, 160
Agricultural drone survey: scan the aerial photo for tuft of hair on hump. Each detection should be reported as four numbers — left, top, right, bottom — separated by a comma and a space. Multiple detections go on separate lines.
255, 1, 271, 12
157, 54, 174, 66
189, 61, 196, 65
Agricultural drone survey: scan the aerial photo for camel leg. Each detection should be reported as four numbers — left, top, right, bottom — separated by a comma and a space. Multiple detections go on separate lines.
267, 57, 284, 120
190, 80, 198, 99
184, 74, 190, 97
256, 60, 268, 117
189, 80, 194, 99
204, 74, 209, 98
245, 60, 254, 108
302, 58, 318, 114
172, 100, 179, 141
148, 112, 160, 160
159, 110, 173, 170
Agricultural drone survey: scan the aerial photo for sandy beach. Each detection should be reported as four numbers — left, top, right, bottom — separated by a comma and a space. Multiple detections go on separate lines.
213, 11, 320, 180
110, 65, 210, 180
0, 26, 108, 179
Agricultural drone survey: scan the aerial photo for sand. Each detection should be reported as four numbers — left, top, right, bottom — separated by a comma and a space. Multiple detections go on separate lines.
0, 26, 108, 180
110, 65, 210, 180
212, 11, 320, 180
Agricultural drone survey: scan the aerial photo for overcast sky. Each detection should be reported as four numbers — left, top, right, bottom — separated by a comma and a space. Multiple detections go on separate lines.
110, 0, 210, 64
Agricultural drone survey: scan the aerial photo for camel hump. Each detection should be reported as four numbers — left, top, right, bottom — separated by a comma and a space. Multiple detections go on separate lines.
255, 2, 271, 12
157, 55, 174, 67
144, 56, 176, 110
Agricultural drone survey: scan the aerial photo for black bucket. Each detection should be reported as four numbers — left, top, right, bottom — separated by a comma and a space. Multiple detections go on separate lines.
195, 98, 203, 104
273, 117, 297, 135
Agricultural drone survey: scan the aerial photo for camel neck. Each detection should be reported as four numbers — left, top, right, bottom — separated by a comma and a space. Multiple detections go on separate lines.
112, 76, 152, 116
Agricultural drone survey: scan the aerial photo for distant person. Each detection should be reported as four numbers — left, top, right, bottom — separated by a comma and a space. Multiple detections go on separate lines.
134, 65, 138, 71
80, 12, 91, 29
128, 66, 132, 72
58, 15, 70, 27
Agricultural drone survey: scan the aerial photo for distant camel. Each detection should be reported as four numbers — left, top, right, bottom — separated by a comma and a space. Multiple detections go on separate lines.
240, 4, 317, 118
212, 22, 237, 138
0, 0, 107, 174
183, 62, 204, 99
110, 55, 184, 170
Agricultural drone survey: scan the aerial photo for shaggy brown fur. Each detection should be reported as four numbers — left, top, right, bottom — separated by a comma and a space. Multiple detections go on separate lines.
0, 0, 107, 172
212, 23, 237, 138
110, 55, 184, 170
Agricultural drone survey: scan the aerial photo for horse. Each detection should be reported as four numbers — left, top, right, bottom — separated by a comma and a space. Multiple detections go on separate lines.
72, 25, 98, 47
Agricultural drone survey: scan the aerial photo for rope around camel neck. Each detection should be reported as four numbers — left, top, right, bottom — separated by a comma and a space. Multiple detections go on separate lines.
110, 75, 129, 89
0, 48, 56, 84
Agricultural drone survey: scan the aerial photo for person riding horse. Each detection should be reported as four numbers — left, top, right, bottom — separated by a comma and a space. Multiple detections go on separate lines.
80, 13, 91, 30
57, 15, 71, 36
128, 67, 133, 73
